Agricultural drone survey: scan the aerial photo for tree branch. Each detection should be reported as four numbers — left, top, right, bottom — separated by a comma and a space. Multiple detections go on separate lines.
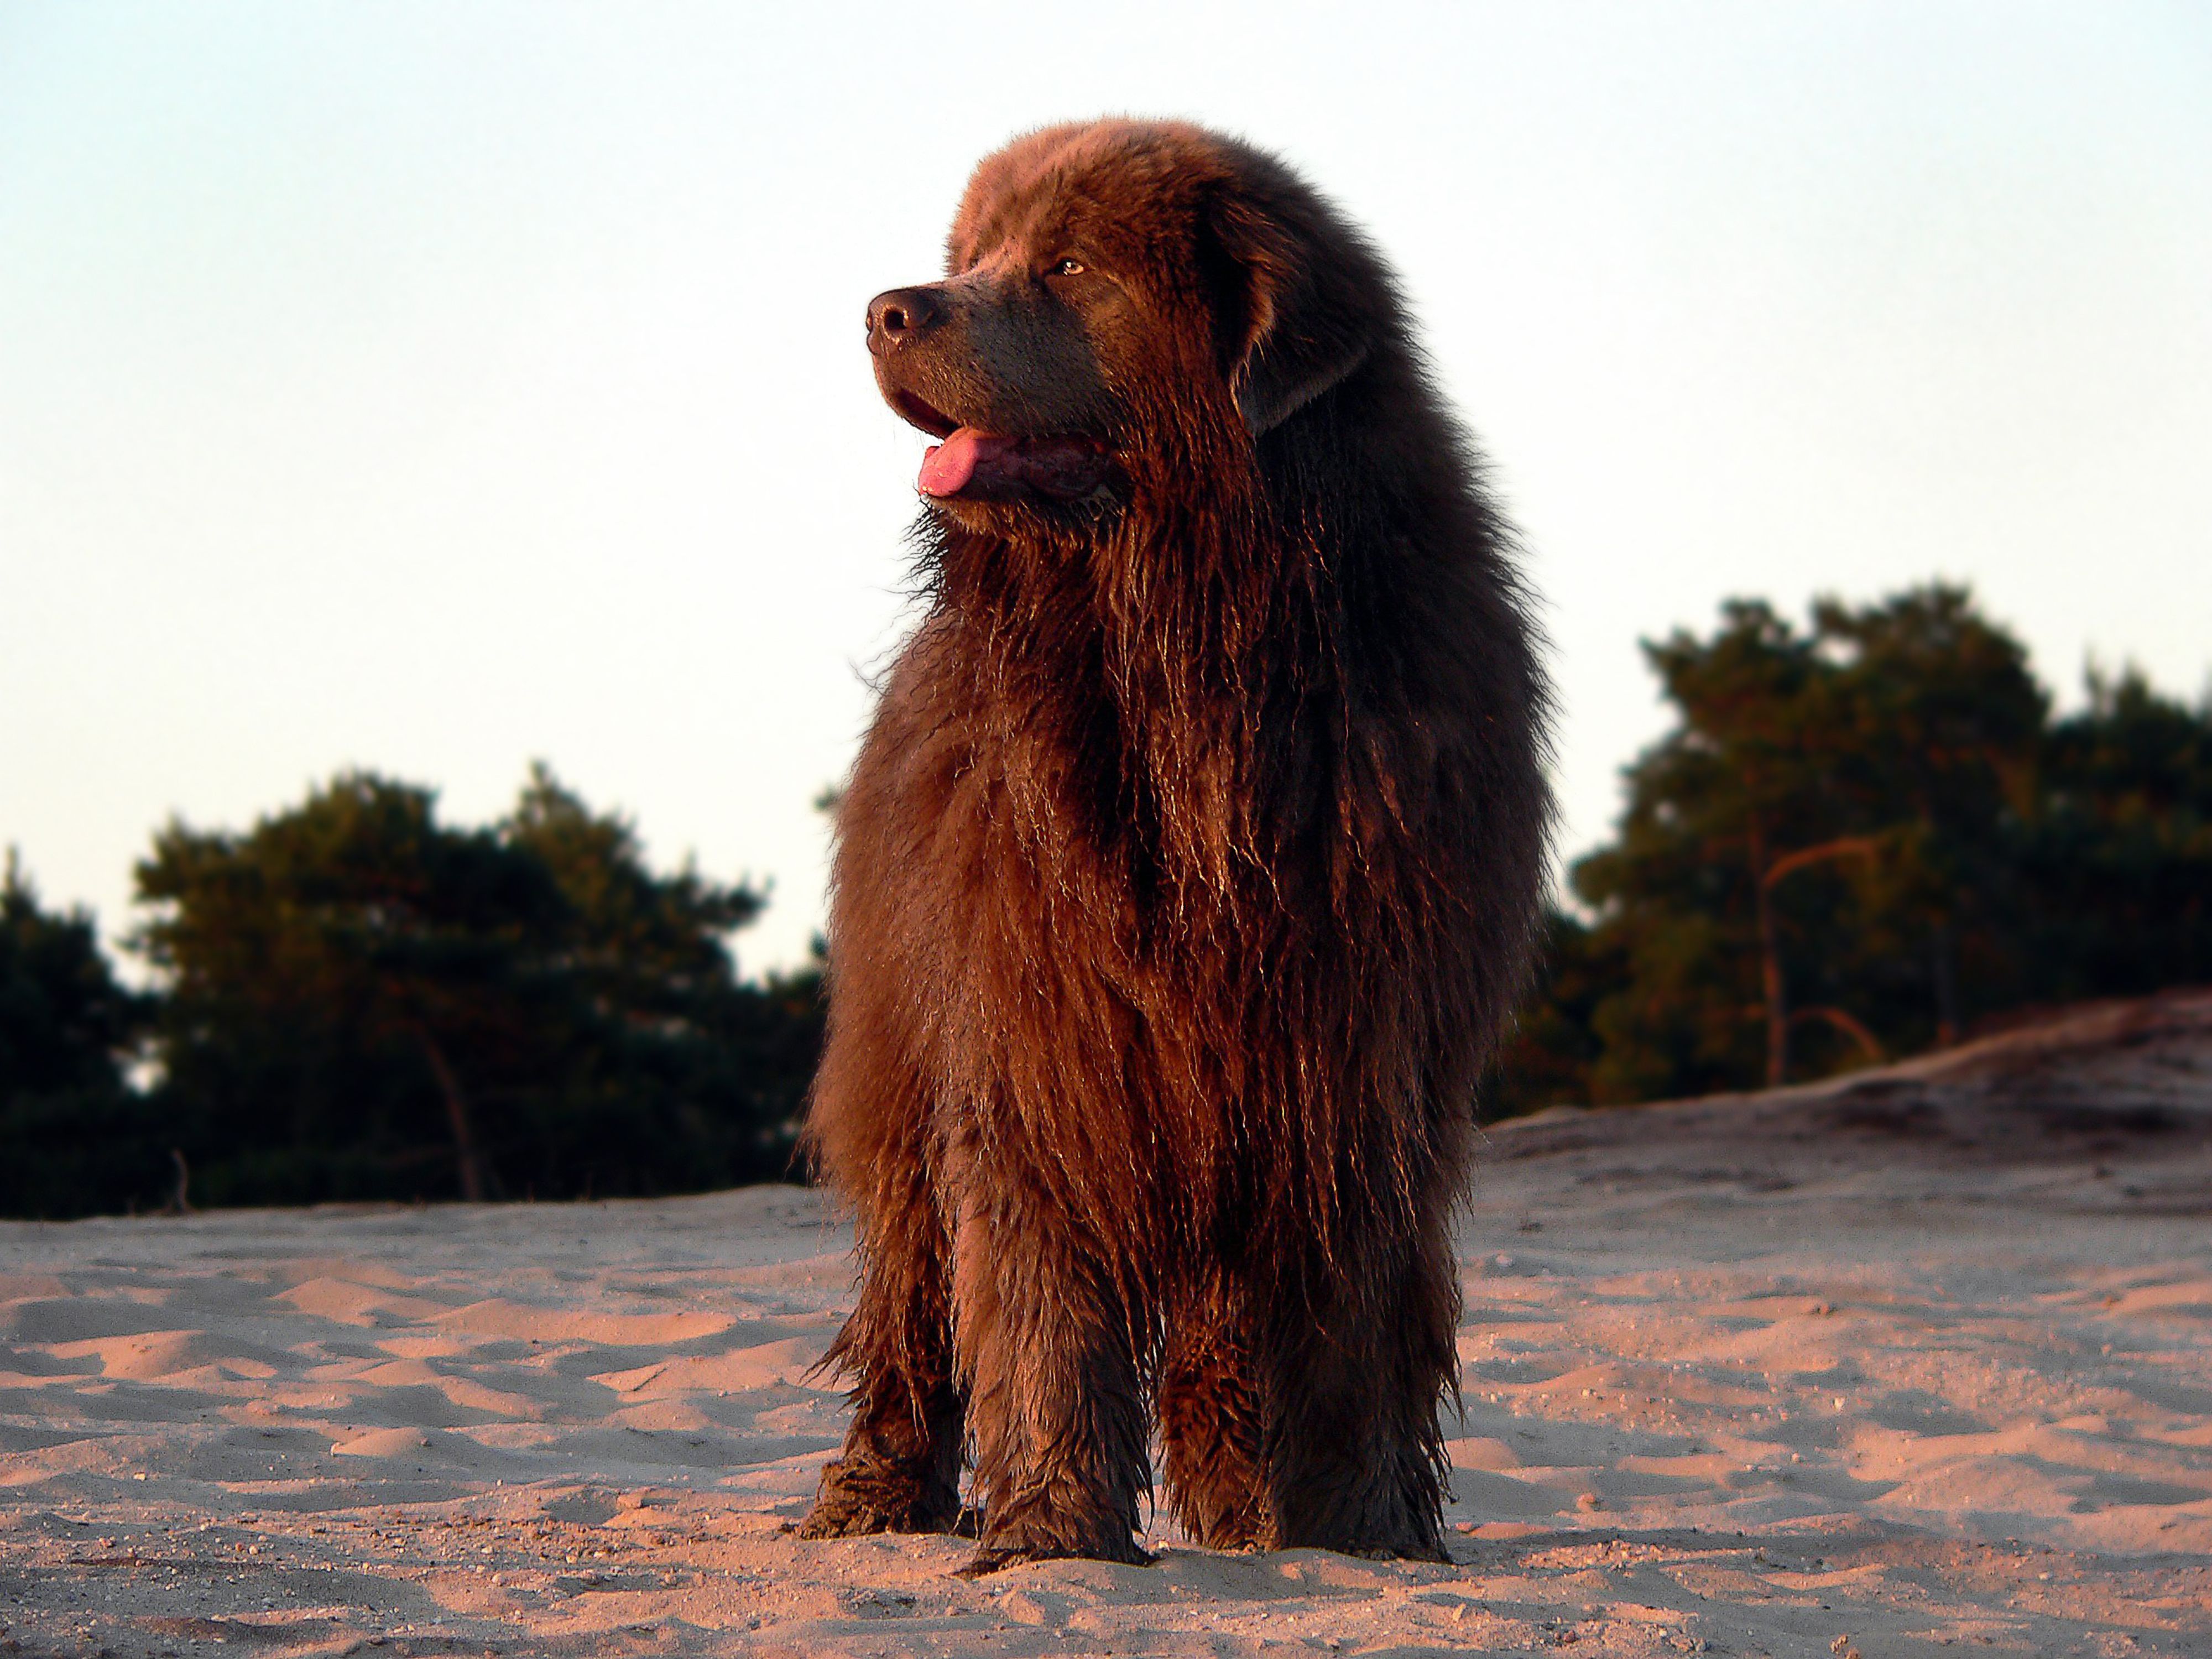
1761, 836, 1881, 891
1788, 1004, 1887, 1064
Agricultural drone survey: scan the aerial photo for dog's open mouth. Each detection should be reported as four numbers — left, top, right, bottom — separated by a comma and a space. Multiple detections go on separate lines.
894, 393, 1113, 504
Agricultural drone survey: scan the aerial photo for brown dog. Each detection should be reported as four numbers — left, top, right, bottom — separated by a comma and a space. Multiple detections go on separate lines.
800, 120, 1551, 1572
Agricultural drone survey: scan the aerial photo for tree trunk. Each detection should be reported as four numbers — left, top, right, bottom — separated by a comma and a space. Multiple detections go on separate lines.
1751, 815, 1788, 1088
416, 1028, 487, 1202
1751, 831, 1880, 1089
1931, 921, 1960, 1048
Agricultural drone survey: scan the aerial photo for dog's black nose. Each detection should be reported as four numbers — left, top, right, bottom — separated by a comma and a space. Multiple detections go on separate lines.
867, 286, 942, 352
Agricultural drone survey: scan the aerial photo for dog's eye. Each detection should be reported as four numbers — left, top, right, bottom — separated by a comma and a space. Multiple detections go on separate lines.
1047, 257, 1086, 279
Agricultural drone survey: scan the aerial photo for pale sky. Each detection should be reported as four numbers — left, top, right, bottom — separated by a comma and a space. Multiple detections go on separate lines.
4, 3, 2208, 975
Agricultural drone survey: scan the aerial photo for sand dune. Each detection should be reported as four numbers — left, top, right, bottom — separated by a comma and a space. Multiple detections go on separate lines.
2, 992, 2209, 1655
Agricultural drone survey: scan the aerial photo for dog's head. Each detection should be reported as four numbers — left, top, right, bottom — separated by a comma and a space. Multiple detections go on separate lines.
866, 121, 1385, 519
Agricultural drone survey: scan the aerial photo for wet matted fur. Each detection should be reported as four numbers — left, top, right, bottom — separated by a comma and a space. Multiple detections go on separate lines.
800, 119, 1552, 1572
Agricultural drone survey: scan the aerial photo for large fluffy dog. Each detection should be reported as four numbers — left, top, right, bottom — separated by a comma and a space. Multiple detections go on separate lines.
801, 120, 1551, 1572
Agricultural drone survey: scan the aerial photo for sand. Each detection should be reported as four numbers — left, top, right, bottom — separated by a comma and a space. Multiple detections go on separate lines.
3, 991, 2209, 1656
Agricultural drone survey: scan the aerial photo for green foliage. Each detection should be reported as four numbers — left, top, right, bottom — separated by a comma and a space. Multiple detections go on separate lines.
2022, 668, 2212, 1000
1494, 585, 2211, 1113
1483, 907, 1620, 1119
130, 768, 820, 1208
8, 586, 2200, 1191
0, 853, 163, 1218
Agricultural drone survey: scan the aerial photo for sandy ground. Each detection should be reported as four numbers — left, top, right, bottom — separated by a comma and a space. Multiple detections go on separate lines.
3, 993, 2209, 1657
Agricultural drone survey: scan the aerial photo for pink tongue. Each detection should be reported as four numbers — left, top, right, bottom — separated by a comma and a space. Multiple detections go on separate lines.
915, 426, 1110, 501
919, 429, 985, 497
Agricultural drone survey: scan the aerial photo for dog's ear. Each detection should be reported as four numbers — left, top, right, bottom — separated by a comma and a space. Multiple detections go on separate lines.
1204, 188, 1374, 437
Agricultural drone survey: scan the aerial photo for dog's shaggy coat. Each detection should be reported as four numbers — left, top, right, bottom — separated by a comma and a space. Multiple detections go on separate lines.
800, 120, 1552, 1571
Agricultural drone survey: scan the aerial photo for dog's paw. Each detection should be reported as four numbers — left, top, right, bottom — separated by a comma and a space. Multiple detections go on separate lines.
951, 1546, 1027, 1579
953, 1535, 1153, 1576
796, 1497, 891, 1540
797, 1455, 958, 1539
